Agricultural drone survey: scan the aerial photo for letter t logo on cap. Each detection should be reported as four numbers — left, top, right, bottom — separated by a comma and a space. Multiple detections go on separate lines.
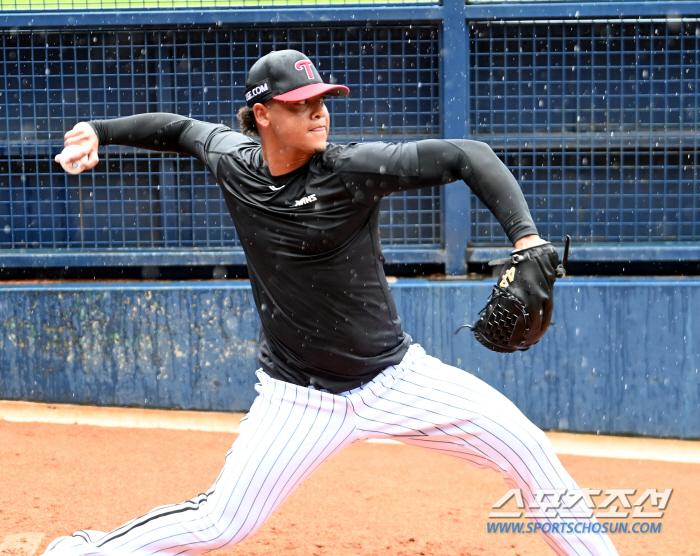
294, 60, 314, 80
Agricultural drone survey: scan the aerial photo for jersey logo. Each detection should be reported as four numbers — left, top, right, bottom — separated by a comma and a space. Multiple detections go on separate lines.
294, 60, 315, 80
268, 184, 285, 191
294, 194, 317, 207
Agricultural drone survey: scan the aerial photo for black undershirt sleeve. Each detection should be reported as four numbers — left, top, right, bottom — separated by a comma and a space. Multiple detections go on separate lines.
88, 117, 537, 244
416, 139, 538, 244
89, 113, 192, 152
88, 113, 230, 179
336, 139, 538, 244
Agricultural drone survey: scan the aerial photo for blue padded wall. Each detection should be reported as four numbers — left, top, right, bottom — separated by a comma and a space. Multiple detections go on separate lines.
1, 278, 698, 438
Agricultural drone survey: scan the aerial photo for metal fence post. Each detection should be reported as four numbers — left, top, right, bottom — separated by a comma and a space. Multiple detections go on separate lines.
441, 0, 470, 275
157, 45, 179, 247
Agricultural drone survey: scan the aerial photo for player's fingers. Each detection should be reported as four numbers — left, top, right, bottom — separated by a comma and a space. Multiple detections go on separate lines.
54, 154, 61, 164
63, 148, 86, 164
64, 128, 81, 140
64, 135, 87, 147
85, 151, 99, 170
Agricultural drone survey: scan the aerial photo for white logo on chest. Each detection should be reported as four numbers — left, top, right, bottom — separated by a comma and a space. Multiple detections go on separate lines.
294, 194, 317, 207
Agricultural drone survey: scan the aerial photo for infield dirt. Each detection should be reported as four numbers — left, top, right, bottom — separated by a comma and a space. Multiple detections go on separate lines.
1, 420, 698, 556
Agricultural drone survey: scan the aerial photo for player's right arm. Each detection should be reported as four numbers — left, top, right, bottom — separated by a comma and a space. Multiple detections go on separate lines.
56, 113, 237, 179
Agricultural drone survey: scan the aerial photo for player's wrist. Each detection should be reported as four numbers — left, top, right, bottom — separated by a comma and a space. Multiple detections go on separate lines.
513, 234, 546, 251
84, 120, 104, 147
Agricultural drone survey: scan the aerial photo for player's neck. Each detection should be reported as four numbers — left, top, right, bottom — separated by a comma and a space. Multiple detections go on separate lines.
260, 137, 314, 176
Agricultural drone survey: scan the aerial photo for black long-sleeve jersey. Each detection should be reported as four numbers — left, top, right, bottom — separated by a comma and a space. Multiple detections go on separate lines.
90, 113, 538, 393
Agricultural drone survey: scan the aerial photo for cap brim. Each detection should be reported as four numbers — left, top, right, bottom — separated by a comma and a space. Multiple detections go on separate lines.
273, 83, 350, 102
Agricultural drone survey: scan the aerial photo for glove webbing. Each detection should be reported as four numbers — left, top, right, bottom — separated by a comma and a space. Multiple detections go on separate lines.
477, 287, 530, 347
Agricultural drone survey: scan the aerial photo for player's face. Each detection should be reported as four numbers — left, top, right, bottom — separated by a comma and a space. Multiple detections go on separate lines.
265, 95, 330, 154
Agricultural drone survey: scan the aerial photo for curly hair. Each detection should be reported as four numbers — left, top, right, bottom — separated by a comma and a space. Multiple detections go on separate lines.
236, 105, 258, 137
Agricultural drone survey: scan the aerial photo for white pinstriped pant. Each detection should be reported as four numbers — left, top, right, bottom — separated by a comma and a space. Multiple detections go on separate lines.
45, 344, 618, 556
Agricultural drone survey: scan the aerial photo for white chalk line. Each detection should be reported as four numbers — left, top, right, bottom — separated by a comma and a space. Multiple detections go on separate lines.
0, 532, 45, 556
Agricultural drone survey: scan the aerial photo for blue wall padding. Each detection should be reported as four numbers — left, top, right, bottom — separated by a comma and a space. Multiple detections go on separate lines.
1, 278, 698, 438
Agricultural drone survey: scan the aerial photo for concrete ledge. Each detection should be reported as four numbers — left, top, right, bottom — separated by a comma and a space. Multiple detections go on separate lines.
545, 431, 700, 465
3, 400, 699, 464
0, 399, 242, 433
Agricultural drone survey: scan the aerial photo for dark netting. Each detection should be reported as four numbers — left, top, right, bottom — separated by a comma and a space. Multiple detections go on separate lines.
470, 20, 700, 244
0, 26, 442, 251
1, 0, 438, 10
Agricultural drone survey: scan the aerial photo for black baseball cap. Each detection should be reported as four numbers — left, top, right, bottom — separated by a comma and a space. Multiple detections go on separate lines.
244, 50, 350, 107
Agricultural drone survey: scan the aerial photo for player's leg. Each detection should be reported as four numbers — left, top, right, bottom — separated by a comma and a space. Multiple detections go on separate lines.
44, 371, 359, 556
347, 344, 618, 556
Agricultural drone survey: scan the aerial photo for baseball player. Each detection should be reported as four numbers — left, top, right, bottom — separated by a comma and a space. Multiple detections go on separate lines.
48, 50, 618, 556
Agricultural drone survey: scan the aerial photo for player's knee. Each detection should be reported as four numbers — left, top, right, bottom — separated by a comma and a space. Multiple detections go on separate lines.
498, 407, 551, 452
501, 418, 553, 463
524, 421, 552, 449
199, 510, 265, 547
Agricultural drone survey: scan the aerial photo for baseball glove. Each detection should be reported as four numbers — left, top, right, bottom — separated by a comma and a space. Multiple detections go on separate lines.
459, 237, 570, 353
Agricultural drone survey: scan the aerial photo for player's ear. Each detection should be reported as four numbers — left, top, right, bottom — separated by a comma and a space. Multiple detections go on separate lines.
253, 102, 271, 130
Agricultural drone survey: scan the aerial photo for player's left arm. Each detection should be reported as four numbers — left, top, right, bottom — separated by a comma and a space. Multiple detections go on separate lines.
412, 140, 566, 351
333, 139, 542, 248
416, 139, 543, 248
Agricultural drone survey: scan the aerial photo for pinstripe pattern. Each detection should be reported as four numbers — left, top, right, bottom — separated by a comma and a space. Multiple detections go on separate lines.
348, 346, 618, 556
45, 347, 617, 556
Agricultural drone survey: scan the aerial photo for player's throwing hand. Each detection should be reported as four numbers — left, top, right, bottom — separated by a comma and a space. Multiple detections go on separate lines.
55, 122, 100, 174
